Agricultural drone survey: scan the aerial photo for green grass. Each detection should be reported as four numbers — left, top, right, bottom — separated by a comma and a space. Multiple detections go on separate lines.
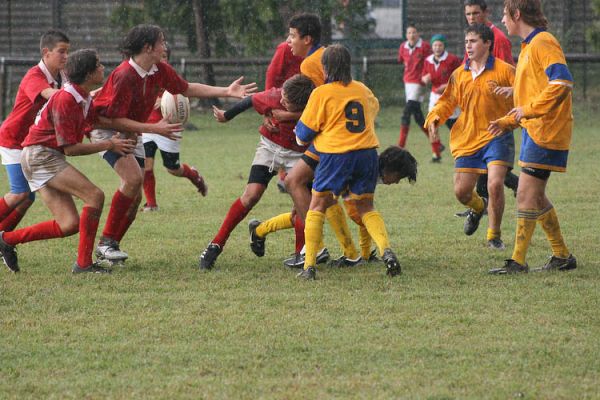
1, 105, 600, 399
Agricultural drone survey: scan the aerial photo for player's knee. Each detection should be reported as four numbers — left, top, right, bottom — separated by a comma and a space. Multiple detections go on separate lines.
455, 187, 472, 204
87, 187, 105, 210
487, 178, 504, 197
60, 217, 80, 237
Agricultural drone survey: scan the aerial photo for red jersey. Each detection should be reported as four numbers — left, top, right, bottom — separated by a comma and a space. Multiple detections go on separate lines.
93, 59, 188, 127
252, 88, 307, 153
265, 42, 302, 90
423, 51, 462, 93
0, 61, 63, 149
398, 38, 431, 84
463, 23, 514, 65
146, 89, 166, 124
22, 83, 96, 152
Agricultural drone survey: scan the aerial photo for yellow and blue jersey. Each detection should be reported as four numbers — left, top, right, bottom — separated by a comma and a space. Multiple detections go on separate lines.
424, 56, 515, 158
295, 80, 380, 154
300, 45, 326, 87
514, 29, 573, 151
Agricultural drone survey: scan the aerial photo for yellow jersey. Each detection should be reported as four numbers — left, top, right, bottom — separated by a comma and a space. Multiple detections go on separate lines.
514, 29, 573, 150
301, 46, 326, 87
296, 80, 380, 154
425, 56, 515, 158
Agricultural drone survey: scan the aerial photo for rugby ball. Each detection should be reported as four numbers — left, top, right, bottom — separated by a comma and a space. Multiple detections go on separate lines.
160, 91, 190, 124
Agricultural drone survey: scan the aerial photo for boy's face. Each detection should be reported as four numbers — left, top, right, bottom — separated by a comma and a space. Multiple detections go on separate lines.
406, 27, 419, 44
432, 41, 445, 57
148, 34, 167, 63
280, 88, 299, 112
287, 28, 312, 58
464, 5, 488, 25
89, 58, 105, 86
43, 41, 70, 71
502, 7, 519, 36
465, 32, 489, 61
381, 170, 403, 185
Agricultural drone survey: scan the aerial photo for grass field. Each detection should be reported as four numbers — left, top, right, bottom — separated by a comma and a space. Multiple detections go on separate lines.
1, 104, 599, 399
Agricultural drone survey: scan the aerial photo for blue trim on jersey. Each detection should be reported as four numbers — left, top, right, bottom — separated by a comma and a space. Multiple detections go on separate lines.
313, 148, 378, 197
295, 120, 318, 144
545, 63, 573, 82
519, 128, 568, 170
455, 133, 515, 170
464, 55, 496, 71
4, 164, 32, 194
523, 28, 547, 44
306, 44, 321, 57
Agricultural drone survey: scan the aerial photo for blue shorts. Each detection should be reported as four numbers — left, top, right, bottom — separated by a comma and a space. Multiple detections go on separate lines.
5, 163, 32, 194
103, 151, 145, 169
312, 148, 378, 199
455, 133, 515, 173
519, 128, 569, 172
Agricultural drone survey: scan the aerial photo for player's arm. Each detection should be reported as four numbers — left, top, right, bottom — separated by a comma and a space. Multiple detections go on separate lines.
212, 96, 254, 123
40, 88, 60, 99
96, 116, 182, 140
271, 109, 301, 122
183, 77, 257, 99
63, 136, 136, 156
424, 75, 459, 129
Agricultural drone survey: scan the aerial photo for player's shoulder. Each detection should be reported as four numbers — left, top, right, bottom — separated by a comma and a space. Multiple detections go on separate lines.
21, 65, 46, 83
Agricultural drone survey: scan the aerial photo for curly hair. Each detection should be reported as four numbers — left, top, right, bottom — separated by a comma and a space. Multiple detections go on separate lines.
282, 74, 315, 112
66, 49, 98, 85
120, 24, 164, 58
379, 146, 418, 184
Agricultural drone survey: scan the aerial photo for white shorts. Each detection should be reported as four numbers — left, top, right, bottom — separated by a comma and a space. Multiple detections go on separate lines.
428, 92, 460, 119
252, 136, 303, 173
404, 83, 425, 102
142, 132, 181, 154
0, 146, 22, 165
20, 145, 69, 192
90, 129, 145, 159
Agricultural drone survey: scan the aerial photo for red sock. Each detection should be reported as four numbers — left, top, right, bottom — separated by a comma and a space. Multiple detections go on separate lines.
3, 220, 64, 246
398, 125, 409, 148
77, 206, 101, 267
212, 198, 250, 247
114, 213, 136, 243
0, 208, 25, 232
181, 163, 197, 182
431, 140, 442, 157
293, 214, 305, 253
102, 190, 135, 240
0, 198, 11, 221
143, 170, 157, 207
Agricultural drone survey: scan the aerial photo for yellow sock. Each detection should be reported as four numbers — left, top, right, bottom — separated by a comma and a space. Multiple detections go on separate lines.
304, 210, 325, 269
537, 206, 570, 258
359, 225, 372, 259
361, 210, 391, 256
256, 212, 293, 238
465, 191, 485, 213
326, 203, 359, 259
511, 209, 538, 265
486, 228, 500, 241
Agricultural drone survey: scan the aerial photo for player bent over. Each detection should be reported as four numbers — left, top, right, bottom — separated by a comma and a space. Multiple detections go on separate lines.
425, 24, 515, 250
488, 0, 576, 274
295, 44, 402, 280
141, 47, 207, 212
0, 49, 135, 273
199, 74, 315, 270
90, 24, 256, 265
0, 30, 70, 239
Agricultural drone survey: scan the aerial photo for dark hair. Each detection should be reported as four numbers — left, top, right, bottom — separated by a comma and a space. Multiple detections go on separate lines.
504, 0, 548, 29
465, 23, 495, 53
321, 44, 352, 85
120, 24, 164, 58
289, 13, 322, 44
379, 146, 418, 184
40, 29, 69, 53
282, 74, 315, 112
406, 23, 418, 31
464, 0, 488, 11
66, 49, 98, 85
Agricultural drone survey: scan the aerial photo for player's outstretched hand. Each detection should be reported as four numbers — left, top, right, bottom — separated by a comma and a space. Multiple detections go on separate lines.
227, 76, 258, 98
153, 115, 183, 140
110, 137, 137, 156
213, 105, 228, 123
493, 86, 513, 98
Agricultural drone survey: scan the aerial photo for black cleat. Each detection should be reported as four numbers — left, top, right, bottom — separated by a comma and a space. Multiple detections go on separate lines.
296, 266, 316, 280
283, 248, 330, 268
367, 249, 382, 263
248, 219, 265, 257
487, 238, 506, 250
199, 243, 222, 270
463, 198, 487, 236
532, 254, 577, 272
489, 259, 529, 275
431, 154, 442, 163
328, 255, 364, 268
72, 261, 112, 274
0, 231, 19, 272
276, 179, 287, 193
454, 209, 470, 218
382, 248, 401, 277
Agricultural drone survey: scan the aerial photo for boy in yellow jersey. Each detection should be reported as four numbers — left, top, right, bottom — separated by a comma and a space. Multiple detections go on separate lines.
488, 0, 576, 274
294, 44, 401, 280
425, 24, 515, 250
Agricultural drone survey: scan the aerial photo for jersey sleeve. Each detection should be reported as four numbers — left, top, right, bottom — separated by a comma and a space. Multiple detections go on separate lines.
22, 70, 52, 103
53, 96, 84, 147
425, 70, 459, 128
265, 46, 286, 90
251, 88, 280, 116
296, 92, 323, 145
160, 62, 190, 95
